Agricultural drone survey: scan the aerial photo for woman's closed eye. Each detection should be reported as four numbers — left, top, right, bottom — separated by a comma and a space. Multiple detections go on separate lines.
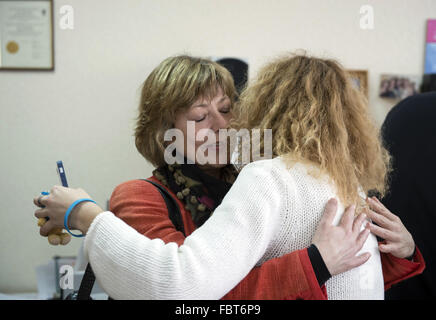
220, 108, 231, 114
195, 116, 206, 123
221, 103, 231, 113
195, 108, 230, 122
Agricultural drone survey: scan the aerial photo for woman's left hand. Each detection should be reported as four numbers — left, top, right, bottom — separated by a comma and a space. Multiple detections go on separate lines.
365, 196, 415, 259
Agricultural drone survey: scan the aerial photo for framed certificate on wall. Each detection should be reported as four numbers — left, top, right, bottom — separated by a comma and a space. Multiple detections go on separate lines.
0, 0, 54, 70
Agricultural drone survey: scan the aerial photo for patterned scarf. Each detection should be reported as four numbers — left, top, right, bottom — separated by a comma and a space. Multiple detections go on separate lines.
153, 163, 239, 227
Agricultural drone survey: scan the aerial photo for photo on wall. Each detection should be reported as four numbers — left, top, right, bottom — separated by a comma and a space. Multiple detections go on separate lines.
379, 74, 421, 100
347, 70, 368, 97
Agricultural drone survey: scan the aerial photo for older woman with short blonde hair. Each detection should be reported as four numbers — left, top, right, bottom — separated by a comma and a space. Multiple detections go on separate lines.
135, 55, 237, 169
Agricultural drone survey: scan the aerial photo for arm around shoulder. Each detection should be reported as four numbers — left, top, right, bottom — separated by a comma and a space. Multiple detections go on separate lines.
84, 162, 285, 299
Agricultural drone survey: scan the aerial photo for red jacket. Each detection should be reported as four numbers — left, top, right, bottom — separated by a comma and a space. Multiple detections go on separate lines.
109, 178, 425, 300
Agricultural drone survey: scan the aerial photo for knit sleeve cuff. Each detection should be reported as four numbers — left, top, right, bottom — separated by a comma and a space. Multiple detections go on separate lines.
307, 244, 332, 286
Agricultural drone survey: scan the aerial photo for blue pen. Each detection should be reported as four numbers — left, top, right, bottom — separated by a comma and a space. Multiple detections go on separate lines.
39, 161, 68, 218
56, 161, 69, 187
39, 161, 68, 202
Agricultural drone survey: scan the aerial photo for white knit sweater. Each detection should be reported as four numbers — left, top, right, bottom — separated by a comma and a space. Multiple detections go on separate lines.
84, 157, 384, 300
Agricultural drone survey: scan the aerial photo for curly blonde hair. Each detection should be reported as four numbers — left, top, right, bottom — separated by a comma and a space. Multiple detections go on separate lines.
135, 55, 237, 168
231, 53, 391, 207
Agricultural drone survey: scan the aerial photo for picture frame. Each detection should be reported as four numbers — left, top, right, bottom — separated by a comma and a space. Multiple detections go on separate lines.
0, 0, 54, 71
379, 74, 421, 100
347, 70, 368, 97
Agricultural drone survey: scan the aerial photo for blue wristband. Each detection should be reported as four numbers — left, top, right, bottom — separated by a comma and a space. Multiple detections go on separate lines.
64, 198, 97, 237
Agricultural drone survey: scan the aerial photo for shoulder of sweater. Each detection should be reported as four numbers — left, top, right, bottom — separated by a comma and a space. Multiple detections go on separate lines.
240, 157, 285, 173
236, 158, 294, 192
239, 157, 332, 189
240, 157, 298, 178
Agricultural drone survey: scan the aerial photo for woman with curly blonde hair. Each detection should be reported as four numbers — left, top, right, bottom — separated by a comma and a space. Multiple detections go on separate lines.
226, 54, 395, 299
35, 54, 423, 300
232, 53, 391, 211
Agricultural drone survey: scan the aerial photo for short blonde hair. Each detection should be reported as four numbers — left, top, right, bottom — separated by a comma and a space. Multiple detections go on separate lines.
135, 55, 237, 168
232, 53, 391, 207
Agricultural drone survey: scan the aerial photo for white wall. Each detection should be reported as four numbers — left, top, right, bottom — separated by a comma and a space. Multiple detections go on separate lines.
1, 0, 434, 293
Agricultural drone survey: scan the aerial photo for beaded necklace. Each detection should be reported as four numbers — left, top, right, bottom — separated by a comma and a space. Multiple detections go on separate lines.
153, 163, 238, 227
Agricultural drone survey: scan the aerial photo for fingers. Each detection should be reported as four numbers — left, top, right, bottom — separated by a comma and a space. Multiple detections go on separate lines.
320, 198, 338, 227
40, 220, 56, 237
61, 233, 71, 245
34, 187, 73, 244
48, 233, 71, 246
339, 204, 355, 230
352, 212, 368, 234
49, 185, 63, 194
378, 242, 396, 253
48, 234, 62, 245
365, 208, 394, 229
33, 196, 45, 208
34, 207, 48, 219
33, 197, 43, 208
366, 197, 397, 221
367, 223, 398, 241
355, 225, 371, 250
33, 194, 49, 208
348, 252, 372, 269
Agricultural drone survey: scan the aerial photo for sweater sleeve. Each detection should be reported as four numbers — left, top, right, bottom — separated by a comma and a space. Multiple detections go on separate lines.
84, 162, 285, 300
110, 179, 326, 300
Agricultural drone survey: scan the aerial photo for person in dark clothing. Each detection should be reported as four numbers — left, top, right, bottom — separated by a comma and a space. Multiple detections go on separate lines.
382, 91, 436, 299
